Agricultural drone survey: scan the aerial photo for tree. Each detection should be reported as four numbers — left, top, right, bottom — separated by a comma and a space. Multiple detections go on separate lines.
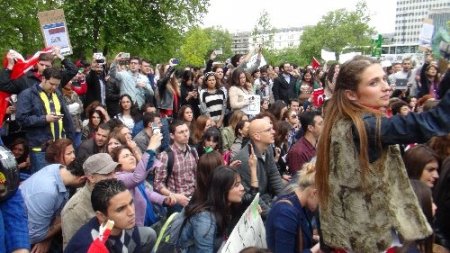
298, 1, 374, 62
0, 0, 61, 55
203, 26, 233, 61
180, 28, 211, 66
252, 10, 275, 49
0, 0, 209, 62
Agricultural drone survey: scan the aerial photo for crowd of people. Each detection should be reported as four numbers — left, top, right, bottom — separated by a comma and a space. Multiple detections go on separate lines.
0, 45, 449, 253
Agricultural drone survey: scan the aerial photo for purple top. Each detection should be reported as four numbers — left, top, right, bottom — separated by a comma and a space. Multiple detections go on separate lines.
116, 152, 166, 226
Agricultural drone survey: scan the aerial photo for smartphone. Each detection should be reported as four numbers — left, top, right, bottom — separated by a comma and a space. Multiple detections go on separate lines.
152, 122, 160, 135
248, 144, 252, 154
121, 52, 130, 59
56, 114, 64, 118
214, 48, 223, 55
170, 58, 179, 65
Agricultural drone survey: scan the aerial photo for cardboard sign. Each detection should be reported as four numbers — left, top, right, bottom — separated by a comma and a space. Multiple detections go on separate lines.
38, 9, 72, 55
219, 194, 266, 253
241, 94, 260, 115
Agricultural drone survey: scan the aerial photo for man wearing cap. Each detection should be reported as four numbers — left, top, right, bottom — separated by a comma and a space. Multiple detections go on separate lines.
61, 153, 119, 249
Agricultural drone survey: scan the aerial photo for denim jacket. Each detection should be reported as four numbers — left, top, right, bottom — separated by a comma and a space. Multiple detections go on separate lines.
178, 211, 223, 253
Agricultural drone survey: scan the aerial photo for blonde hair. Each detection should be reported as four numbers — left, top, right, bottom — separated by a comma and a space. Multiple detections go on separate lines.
297, 161, 316, 190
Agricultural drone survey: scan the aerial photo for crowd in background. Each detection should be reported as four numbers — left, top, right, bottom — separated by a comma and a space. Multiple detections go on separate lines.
0, 45, 449, 253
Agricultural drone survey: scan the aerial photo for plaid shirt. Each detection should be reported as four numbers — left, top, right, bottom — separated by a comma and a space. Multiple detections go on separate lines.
154, 144, 197, 197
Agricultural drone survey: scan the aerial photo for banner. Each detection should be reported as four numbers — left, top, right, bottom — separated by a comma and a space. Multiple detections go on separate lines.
241, 95, 260, 115
38, 9, 72, 56
219, 194, 266, 253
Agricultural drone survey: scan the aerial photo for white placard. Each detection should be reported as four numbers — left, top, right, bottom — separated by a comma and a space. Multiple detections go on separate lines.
38, 9, 72, 56
418, 19, 434, 47
247, 54, 267, 69
219, 194, 266, 253
321, 49, 336, 62
241, 95, 260, 115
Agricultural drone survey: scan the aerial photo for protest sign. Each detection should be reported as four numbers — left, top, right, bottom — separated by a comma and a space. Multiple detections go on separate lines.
38, 9, 72, 56
241, 95, 260, 115
247, 54, 267, 69
418, 18, 434, 51
219, 194, 266, 253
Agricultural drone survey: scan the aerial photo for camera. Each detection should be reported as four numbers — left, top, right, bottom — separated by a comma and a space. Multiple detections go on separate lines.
121, 53, 130, 59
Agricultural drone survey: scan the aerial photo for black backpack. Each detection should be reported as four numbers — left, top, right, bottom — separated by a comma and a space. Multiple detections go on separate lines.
164, 146, 198, 185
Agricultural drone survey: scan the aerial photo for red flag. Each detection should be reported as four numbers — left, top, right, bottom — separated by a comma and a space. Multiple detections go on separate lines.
87, 220, 114, 253
3, 48, 53, 80
312, 87, 325, 107
311, 57, 321, 70
0, 48, 53, 126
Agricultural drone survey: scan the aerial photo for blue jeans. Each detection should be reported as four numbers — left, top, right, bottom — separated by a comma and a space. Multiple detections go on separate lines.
73, 132, 82, 149
29, 151, 48, 174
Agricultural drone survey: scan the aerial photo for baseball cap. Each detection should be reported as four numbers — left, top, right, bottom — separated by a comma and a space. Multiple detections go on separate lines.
83, 153, 120, 175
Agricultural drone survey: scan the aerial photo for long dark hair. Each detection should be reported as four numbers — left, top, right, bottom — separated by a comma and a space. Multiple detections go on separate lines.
409, 179, 433, 253
185, 166, 240, 236
198, 127, 223, 157
316, 56, 382, 207
119, 94, 142, 122
191, 151, 224, 204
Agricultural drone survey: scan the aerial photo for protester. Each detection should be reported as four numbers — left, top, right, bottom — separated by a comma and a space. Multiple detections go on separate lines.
403, 144, 440, 188
178, 166, 245, 253
77, 123, 110, 160
272, 62, 297, 105
154, 120, 198, 213
61, 153, 118, 248
287, 111, 323, 176
266, 161, 321, 253
20, 159, 85, 252
16, 68, 75, 173
233, 116, 283, 218
45, 138, 76, 166
315, 55, 450, 252
199, 72, 226, 127
81, 109, 105, 140
64, 179, 157, 252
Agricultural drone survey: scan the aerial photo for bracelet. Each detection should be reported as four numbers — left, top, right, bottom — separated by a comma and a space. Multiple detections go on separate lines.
251, 180, 259, 184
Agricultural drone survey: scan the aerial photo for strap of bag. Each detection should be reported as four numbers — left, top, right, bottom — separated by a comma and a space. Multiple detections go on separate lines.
137, 183, 158, 226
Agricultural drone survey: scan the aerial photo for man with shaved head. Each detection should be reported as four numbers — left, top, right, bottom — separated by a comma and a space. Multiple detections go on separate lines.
233, 116, 283, 218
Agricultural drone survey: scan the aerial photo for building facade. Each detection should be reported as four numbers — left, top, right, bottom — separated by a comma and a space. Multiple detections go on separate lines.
394, 0, 450, 44
231, 27, 305, 54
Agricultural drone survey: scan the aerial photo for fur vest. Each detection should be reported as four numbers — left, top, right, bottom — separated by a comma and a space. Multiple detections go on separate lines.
319, 119, 432, 253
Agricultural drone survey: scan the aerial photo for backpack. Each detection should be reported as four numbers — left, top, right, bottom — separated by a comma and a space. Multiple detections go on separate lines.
152, 211, 187, 253
165, 146, 198, 185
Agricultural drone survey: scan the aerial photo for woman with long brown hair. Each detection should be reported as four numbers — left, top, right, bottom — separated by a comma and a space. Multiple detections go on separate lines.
315, 56, 450, 252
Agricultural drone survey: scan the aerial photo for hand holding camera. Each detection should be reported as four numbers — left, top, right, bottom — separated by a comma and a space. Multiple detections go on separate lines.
169, 58, 179, 67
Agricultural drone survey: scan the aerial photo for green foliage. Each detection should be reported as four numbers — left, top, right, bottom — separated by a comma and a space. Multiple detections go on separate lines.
264, 47, 305, 67
298, 0, 374, 61
203, 26, 233, 62
0, 0, 209, 62
178, 26, 233, 67
180, 28, 211, 66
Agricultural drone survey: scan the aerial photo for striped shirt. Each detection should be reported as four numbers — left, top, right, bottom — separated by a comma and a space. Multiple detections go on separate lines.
200, 89, 225, 121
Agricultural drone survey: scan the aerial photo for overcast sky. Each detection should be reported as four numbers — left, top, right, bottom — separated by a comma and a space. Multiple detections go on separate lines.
201, 0, 397, 34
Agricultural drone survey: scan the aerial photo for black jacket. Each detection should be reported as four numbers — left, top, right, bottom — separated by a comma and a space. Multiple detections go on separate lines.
272, 74, 297, 104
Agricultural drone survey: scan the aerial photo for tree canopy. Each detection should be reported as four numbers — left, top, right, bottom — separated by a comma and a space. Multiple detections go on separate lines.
298, 1, 374, 62
0, 0, 209, 62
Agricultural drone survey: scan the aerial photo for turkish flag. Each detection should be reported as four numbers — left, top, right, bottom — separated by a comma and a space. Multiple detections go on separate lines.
0, 48, 53, 126
312, 87, 325, 107
311, 57, 321, 70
